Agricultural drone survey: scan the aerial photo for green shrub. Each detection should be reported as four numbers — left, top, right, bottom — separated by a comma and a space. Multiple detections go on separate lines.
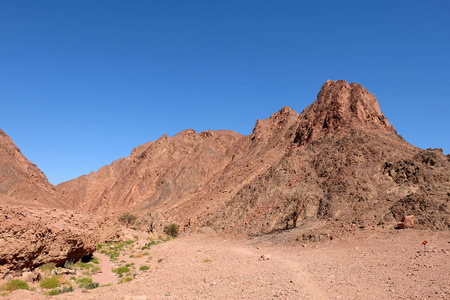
77, 262, 94, 270
139, 265, 150, 271
77, 277, 92, 288
84, 282, 99, 290
118, 213, 138, 227
113, 266, 130, 274
40, 277, 60, 289
119, 277, 133, 284
39, 263, 56, 277
91, 257, 99, 264
47, 286, 73, 296
164, 223, 179, 237
3, 279, 29, 291
63, 260, 74, 269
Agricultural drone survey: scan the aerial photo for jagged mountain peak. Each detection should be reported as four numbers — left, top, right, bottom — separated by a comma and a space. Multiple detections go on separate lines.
294, 80, 395, 145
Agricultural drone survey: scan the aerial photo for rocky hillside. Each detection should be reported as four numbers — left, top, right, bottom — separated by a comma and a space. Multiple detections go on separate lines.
56, 80, 450, 235
0, 130, 99, 278
0, 129, 65, 208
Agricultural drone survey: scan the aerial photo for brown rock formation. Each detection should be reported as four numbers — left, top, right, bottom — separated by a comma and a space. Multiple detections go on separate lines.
55, 80, 450, 235
0, 204, 98, 278
0, 130, 99, 278
0, 129, 65, 208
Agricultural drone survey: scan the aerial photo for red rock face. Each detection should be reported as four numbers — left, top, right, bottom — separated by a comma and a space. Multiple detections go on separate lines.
53, 80, 450, 235
0, 129, 65, 208
0, 204, 99, 278
0, 130, 98, 278
294, 80, 395, 146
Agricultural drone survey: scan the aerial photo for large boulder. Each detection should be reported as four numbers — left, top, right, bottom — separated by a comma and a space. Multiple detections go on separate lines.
397, 215, 415, 229
0, 204, 99, 278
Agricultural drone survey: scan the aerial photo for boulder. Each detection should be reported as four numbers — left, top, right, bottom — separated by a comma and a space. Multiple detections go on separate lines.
0, 204, 99, 278
397, 215, 414, 229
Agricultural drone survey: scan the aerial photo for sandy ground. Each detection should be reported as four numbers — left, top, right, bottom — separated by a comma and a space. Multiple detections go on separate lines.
4, 228, 450, 300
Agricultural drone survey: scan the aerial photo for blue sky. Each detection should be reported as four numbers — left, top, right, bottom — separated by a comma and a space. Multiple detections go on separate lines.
1, 1, 449, 185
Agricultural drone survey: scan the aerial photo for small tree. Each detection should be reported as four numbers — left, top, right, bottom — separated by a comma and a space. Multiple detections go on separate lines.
119, 213, 138, 228
164, 223, 179, 237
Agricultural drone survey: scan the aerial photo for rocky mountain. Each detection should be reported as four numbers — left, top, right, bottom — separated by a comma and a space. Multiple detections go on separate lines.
0, 129, 64, 208
56, 80, 450, 235
0, 129, 99, 277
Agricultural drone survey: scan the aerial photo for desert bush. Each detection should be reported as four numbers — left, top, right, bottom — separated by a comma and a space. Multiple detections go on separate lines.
84, 282, 99, 289
164, 223, 179, 237
91, 257, 99, 264
39, 263, 56, 277
63, 260, 74, 269
77, 277, 92, 287
113, 266, 130, 274
139, 265, 150, 271
119, 277, 133, 284
118, 213, 138, 227
40, 277, 60, 289
77, 277, 98, 289
47, 286, 73, 296
3, 279, 29, 291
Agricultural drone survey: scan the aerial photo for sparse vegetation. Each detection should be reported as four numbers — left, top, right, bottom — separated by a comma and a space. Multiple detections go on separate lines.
119, 213, 138, 228
84, 282, 100, 289
40, 277, 61, 289
2, 279, 29, 292
91, 257, 100, 264
113, 266, 130, 274
63, 259, 74, 269
140, 265, 150, 271
164, 223, 179, 237
77, 277, 98, 289
39, 263, 56, 277
47, 286, 73, 296
119, 277, 133, 284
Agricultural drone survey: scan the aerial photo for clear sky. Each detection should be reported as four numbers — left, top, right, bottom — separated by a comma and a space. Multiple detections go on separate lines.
1, 1, 449, 185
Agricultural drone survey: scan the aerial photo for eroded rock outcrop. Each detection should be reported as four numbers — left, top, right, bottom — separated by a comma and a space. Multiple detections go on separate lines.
0, 204, 98, 278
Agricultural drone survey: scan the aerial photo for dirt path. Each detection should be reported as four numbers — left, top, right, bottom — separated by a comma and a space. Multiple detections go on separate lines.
92, 252, 117, 286
5, 229, 450, 300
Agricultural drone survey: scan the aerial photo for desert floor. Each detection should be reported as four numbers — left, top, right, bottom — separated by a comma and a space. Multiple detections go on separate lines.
4, 228, 449, 300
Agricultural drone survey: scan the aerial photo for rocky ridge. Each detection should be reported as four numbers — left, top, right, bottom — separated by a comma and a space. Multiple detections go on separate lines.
55, 80, 450, 236
0, 129, 64, 208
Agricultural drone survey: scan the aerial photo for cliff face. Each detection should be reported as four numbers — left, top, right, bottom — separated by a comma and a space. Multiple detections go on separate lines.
55, 80, 450, 234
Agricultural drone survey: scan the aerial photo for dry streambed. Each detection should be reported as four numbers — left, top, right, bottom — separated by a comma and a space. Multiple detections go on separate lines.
2, 228, 450, 300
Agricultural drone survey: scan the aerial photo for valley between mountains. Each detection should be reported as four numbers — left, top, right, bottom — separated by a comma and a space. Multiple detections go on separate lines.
1, 80, 449, 299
